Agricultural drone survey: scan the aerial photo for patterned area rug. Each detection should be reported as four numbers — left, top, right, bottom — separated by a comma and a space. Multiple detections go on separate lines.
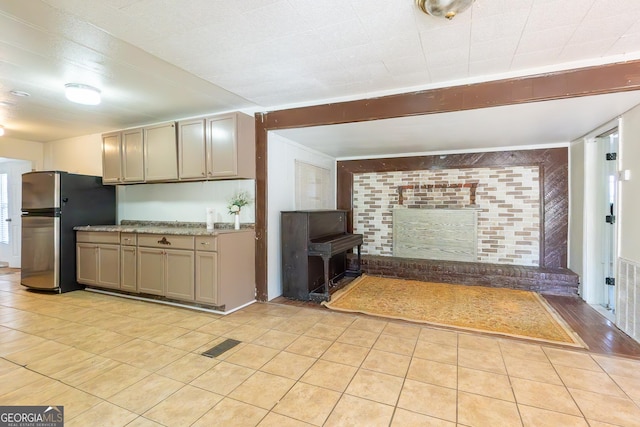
323, 275, 587, 348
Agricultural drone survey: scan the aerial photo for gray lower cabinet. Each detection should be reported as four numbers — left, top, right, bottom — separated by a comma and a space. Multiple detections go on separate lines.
216, 232, 255, 310
137, 247, 196, 301
76, 243, 99, 286
76, 232, 120, 289
76, 230, 254, 311
137, 247, 164, 295
195, 236, 218, 304
165, 249, 195, 301
120, 246, 137, 292
137, 234, 195, 301
120, 233, 137, 292
137, 247, 195, 300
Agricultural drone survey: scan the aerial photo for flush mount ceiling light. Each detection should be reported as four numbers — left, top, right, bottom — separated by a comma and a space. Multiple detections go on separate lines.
64, 83, 101, 105
416, 0, 475, 20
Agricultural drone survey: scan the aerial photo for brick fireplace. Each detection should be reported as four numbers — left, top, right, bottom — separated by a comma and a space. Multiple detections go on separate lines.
353, 166, 541, 266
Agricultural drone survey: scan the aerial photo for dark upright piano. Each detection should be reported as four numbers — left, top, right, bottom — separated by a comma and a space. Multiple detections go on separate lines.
281, 210, 363, 301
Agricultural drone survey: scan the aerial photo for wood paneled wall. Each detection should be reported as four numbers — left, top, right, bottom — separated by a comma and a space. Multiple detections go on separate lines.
337, 148, 568, 269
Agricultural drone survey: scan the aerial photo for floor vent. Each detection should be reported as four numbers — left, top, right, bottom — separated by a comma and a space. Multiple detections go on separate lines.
201, 339, 241, 358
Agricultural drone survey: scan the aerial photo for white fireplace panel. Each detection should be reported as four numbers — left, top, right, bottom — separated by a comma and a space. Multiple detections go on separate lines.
393, 208, 478, 262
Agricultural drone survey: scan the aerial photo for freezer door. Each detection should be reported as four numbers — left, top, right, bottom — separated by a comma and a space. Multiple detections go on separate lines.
22, 171, 60, 210
21, 215, 59, 289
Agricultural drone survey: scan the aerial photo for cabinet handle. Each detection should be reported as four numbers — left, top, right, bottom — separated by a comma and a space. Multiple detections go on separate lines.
157, 237, 171, 245
200, 242, 210, 246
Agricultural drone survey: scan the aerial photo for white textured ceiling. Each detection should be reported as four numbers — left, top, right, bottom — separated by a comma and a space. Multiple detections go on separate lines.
1, 0, 640, 154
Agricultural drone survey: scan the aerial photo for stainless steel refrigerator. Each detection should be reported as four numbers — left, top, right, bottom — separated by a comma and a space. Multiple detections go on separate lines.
21, 171, 116, 292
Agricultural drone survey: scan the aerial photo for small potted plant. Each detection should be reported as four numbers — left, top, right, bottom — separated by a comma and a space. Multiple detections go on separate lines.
228, 191, 252, 230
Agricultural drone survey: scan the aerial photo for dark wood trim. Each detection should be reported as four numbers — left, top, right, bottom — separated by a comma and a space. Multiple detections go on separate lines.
255, 113, 269, 302
255, 60, 640, 301
261, 60, 640, 130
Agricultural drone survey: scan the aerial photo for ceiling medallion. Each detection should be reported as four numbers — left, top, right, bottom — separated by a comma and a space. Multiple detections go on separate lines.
416, 0, 475, 20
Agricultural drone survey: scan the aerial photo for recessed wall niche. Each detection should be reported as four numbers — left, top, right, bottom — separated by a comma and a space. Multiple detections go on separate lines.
352, 166, 540, 266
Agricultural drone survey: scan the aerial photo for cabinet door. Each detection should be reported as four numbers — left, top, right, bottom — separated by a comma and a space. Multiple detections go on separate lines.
206, 115, 237, 177
122, 128, 145, 182
165, 249, 195, 301
137, 247, 164, 295
102, 132, 122, 184
145, 122, 178, 181
76, 243, 98, 285
217, 231, 256, 311
121, 246, 137, 292
97, 244, 120, 289
178, 119, 207, 179
195, 250, 218, 305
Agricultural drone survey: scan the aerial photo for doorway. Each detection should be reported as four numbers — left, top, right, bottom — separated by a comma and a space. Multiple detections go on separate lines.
582, 126, 619, 322
0, 159, 33, 267
597, 130, 619, 315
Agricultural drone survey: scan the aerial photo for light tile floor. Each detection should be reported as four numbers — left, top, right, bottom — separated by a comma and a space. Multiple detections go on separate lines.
2, 271, 640, 426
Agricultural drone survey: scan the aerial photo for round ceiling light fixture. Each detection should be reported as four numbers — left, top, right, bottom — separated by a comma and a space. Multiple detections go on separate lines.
416, 0, 475, 20
64, 83, 101, 105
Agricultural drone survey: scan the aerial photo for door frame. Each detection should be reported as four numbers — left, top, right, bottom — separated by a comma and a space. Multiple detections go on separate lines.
0, 159, 33, 267
581, 119, 620, 318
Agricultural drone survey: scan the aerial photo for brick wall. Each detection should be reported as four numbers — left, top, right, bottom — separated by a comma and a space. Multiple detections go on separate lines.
352, 166, 540, 266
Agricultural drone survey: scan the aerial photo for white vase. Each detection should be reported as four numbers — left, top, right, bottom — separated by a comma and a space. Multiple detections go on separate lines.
234, 213, 240, 230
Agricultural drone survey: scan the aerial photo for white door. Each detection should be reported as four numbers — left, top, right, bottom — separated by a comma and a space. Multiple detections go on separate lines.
0, 160, 33, 267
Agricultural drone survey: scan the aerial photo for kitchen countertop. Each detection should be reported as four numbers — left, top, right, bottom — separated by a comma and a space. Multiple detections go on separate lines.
73, 220, 255, 236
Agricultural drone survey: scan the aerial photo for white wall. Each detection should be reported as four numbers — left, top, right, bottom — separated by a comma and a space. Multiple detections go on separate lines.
619, 104, 640, 262
117, 179, 255, 224
617, 104, 640, 342
267, 132, 336, 300
568, 138, 585, 295
0, 137, 43, 170
44, 133, 102, 176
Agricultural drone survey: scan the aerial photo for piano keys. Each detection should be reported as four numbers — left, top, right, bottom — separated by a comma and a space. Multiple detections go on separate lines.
281, 210, 363, 301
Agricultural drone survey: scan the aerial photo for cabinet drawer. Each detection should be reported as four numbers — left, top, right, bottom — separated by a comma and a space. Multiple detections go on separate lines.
137, 234, 194, 250
195, 236, 217, 252
121, 233, 137, 246
77, 231, 120, 244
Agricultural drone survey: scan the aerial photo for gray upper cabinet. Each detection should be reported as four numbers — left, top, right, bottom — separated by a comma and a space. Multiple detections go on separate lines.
178, 118, 207, 179
122, 128, 144, 183
101, 128, 144, 184
144, 121, 178, 182
178, 112, 255, 181
207, 114, 237, 177
102, 132, 122, 184
104, 112, 252, 184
